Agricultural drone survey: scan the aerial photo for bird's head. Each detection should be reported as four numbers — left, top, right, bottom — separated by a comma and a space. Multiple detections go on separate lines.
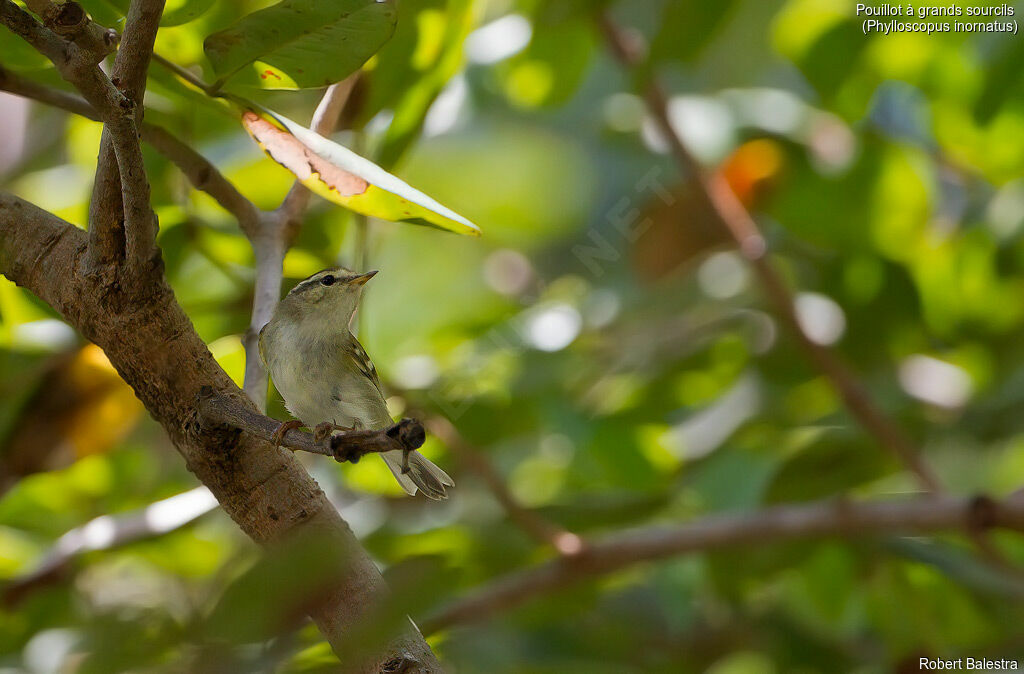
281, 267, 377, 325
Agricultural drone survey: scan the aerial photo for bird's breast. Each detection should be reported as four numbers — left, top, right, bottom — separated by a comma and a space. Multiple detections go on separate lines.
261, 322, 390, 428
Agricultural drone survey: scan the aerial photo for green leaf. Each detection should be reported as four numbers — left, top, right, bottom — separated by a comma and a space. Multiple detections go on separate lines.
203, 0, 397, 90
76, 0, 128, 28
160, 0, 213, 27
973, 37, 1024, 123
241, 107, 480, 235
765, 433, 892, 504
79, 0, 209, 26
793, 19, 865, 103
375, 0, 475, 168
651, 0, 738, 64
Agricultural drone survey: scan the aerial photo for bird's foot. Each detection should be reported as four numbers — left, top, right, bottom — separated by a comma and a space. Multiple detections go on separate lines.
314, 421, 352, 445
272, 419, 304, 448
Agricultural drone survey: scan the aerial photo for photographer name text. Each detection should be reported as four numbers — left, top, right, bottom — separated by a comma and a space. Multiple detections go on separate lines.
920, 658, 1019, 671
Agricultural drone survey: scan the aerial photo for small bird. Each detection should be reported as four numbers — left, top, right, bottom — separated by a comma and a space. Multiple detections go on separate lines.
259, 267, 453, 499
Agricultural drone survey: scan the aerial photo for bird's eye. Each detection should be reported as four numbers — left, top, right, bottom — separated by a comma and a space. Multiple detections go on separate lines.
320, 275, 336, 286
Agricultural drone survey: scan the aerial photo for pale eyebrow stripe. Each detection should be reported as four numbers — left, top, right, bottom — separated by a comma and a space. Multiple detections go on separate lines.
292, 275, 325, 293
292, 270, 348, 293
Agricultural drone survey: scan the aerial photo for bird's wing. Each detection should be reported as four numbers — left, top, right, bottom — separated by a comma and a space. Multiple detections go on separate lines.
346, 336, 385, 398
258, 324, 268, 368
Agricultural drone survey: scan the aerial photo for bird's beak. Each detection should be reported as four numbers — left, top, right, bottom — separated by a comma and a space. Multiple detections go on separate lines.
349, 270, 378, 286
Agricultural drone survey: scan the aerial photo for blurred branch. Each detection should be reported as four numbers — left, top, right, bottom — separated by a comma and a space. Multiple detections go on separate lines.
0, 66, 262, 231
596, 13, 941, 494
241, 77, 357, 409
87, 0, 164, 277
421, 493, 1024, 634
198, 389, 427, 463
22, 0, 117, 61
240, 222, 284, 409
428, 417, 584, 556
2, 486, 218, 606
143, 125, 262, 229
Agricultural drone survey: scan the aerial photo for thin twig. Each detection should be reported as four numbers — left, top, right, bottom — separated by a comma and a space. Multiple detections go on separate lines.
197, 389, 426, 463
151, 52, 219, 96
596, 13, 941, 493
421, 493, 1024, 634
428, 417, 584, 555
241, 227, 285, 407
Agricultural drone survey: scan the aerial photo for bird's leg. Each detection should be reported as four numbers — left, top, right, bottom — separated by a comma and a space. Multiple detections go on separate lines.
272, 419, 304, 448
314, 421, 353, 445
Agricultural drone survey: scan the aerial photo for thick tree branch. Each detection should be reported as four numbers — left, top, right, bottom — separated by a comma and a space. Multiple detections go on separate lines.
421, 494, 1024, 634
0, 194, 442, 672
596, 13, 941, 493
88, 0, 164, 275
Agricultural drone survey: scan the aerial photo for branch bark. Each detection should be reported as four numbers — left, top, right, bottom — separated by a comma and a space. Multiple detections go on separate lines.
87, 0, 164, 275
421, 494, 1024, 634
596, 13, 942, 493
0, 194, 442, 672
22, 0, 118, 60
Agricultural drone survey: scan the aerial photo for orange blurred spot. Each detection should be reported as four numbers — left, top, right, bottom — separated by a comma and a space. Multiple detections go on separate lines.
718, 139, 784, 208
64, 345, 143, 458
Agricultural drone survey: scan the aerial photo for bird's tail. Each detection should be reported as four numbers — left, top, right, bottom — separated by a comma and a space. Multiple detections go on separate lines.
381, 449, 454, 500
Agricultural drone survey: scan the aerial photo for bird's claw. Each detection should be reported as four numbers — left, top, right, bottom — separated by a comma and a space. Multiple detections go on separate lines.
315, 422, 353, 445
272, 419, 303, 449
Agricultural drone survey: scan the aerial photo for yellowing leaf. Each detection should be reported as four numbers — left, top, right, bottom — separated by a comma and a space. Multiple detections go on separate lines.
241, 108, 480, 235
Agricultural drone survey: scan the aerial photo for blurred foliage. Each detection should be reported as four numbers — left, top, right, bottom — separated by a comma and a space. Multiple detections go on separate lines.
2, 0, 1024, 671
